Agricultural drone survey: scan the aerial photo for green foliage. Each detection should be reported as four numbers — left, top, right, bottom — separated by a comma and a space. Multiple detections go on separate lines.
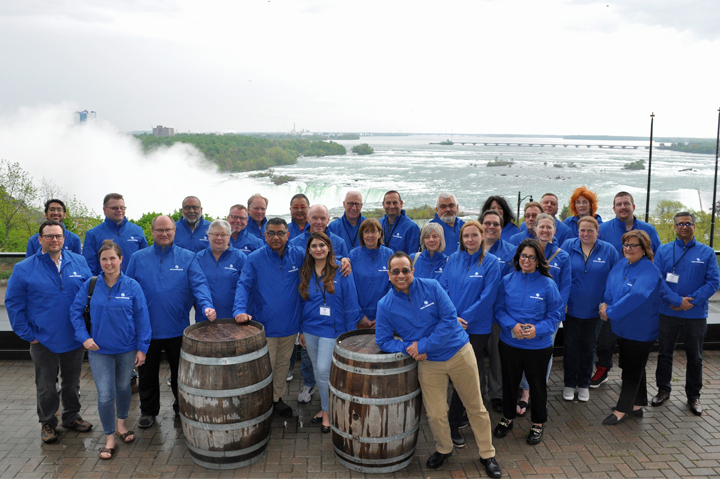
623, 159, 646, 170
0, 160, 38, 251
129, 210, 217, 246
559, 205, 570, 221
659, 142, 716, 155
651, 200, 686, 243
351, 143, 375, 155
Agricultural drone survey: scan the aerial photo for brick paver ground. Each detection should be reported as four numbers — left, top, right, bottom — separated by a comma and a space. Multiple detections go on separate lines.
1, 350, 719, 478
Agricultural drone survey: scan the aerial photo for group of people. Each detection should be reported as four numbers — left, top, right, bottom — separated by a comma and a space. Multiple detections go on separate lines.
5, 186, 717, 476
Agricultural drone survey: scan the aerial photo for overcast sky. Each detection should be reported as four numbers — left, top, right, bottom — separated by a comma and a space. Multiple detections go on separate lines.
1, 0, 719, 137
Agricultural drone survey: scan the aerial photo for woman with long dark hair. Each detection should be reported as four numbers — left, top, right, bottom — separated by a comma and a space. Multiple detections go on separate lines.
481, 196, 519, 241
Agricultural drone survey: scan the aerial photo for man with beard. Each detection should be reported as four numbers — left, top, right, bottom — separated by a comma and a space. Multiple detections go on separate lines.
174, 196, 211, 253
430, 192, 464, 253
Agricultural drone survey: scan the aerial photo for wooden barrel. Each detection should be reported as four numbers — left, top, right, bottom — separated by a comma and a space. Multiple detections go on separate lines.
178, 319, 273, 470
329, 329, 421, 473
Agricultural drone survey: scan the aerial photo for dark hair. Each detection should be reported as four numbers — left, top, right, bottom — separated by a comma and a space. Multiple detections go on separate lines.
673, 211, 695, 224
103, 193, 124, 206
621, 230, 653, 262
614, 191, 634, 205
388, 251, 412, 270
98, 239, 123, 259
480, 210, 504, 227
358, 218, 383, 248
290, 194, 309, 206
266, 217, 287, 229
182, 196, 201, 206
383, 190, 403, 203
39, 220, 63, 236
44, 199, 66, 213
481, 196, 515, 225
512, 239, 552, 278
298, 232, 338, 300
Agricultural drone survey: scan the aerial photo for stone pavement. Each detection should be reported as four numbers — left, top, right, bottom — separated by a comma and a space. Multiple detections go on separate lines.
0, 350, 719, 479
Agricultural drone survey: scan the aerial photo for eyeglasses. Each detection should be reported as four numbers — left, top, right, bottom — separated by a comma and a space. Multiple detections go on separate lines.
266, 231, 287, 237
183, 205, 201, 211
209, 233, 229, 238
389, 268, 412, 275
520, 253, 538, 261
291, 206, 308, 211
47, 208, 65, 213
153, 228, 174, 234
675, 222, 695, 227
346, 202, 362, 208
106, 206, 126, 211
622, 243, 642, 250
42, 234, 64, 240
525, 213, 538, 219
483, 222, 501, 227
228, 215, 248, 222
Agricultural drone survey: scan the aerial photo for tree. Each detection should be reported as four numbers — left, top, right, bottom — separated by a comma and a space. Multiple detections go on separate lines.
0, 160, 38, 250
652, 200, 685, 243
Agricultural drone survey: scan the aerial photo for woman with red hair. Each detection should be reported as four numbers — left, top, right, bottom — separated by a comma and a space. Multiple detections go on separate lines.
563, 186, 603, 238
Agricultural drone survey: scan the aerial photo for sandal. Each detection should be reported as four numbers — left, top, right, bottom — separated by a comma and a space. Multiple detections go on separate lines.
116, 430, 135, 443
516, 400, 528, 417
99, 444, 118, 460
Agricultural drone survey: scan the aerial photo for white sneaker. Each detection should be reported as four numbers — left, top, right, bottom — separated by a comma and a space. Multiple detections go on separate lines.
286, 370, 294, 382
297, 385, 315, 404
577, 388, 590, 402
563, 387, 575, 401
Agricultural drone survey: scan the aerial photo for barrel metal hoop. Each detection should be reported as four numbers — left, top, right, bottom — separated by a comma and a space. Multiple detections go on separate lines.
179, 373, 273, 398
180, 345, 268, 366
189, 453, 265, 470
328, 422, 419, 443
333, 445, 415, 465
180, 404, 273, 431
185, 435, 270, 458
333, 450, 414, 473
331, 356, 417, 376
329, 384, 421, 405
334, 345, 411, 363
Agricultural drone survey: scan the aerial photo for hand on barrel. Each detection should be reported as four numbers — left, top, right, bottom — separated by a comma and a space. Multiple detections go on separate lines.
406, 341, 426, 361
235, 313, 252, 323
357, 316, 375, 329
457, 317, 468, 330
135, 351, 146, 367
205, 308, 217, 321
340, 258, 352, 276
83, 338, 100, 351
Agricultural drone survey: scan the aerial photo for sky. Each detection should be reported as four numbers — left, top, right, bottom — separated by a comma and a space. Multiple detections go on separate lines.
1, 0, 719, 137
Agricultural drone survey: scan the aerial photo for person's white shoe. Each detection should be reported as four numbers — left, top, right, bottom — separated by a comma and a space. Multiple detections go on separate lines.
577, 388, 590, 402
563, 387, 575, 401
297, 385, 315, 404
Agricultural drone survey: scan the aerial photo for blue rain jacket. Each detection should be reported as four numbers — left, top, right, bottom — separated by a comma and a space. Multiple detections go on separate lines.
288, 220, 310, 240
5, 251, 92, 353
230, 228, 264, 255
411, 250, 448, 281
69, 273, 151, 354
520, 217, 572, 245
26, 223, 81, 256
599, 216, 661, 254
289, 229, 349, 258
83, 217, 147, 275
376, 278, 468, 361
327, 213, 367, 250
429, 214, 464, 253
487, 239, 517, 277
174, 217, 211, 253
246, 217, 267, 241
195, 246, 247, 321
563, 214, 603, 238
299, 261, 363, 338
543, 241, 572, 305
233, 245, 305, 338
655, 238, 720, 319
440, 251, 501, 335
560, 238, 620, 319
500, 222, 520, 241
380, 210, 421, 254
348, 246, 394, 320
125, 244, 214, 339
495, 270, 564, 350
603, 257, 662, 342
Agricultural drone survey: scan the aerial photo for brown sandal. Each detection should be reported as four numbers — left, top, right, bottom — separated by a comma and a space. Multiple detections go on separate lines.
99, 444, 118, 460
116, 430, 135, 443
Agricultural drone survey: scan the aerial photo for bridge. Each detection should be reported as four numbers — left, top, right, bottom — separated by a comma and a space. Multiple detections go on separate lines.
451, 142, 649, 149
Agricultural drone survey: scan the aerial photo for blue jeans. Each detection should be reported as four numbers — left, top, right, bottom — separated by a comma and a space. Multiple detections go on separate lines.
288, 344, 316, 388
303, 333, 334, 412
563, 315, 603, 388
88, 350, 136, 435
656, 314, 707, 399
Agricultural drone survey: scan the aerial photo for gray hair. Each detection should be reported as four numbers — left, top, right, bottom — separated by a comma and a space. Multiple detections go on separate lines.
209, 219, 231, 235
436, 192, 457, 208
536, 213, 556, 230
419, 222, 446, 253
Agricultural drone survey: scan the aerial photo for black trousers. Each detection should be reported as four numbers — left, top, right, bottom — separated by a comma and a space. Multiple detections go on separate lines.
499, 341, 553, 424
448, 333, 490, 428
615, 336, 652, 414
138, 336, 183, 417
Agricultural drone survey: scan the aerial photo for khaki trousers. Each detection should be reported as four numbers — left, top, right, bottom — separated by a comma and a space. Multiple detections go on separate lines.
418, 342, 495, 458
266, 335, 297, 402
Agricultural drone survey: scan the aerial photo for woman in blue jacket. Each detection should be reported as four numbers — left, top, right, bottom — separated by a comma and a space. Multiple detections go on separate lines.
481, 195, 519, 241
440, 220, 501, 444
298, 232, 362, 432
70, 240, 151, 460
493, 239, 563, 446
411, 222, 448, 281
561, 216, 619, 402
599, 230, 662, 425
195, 220, 246, 321
348, 218, 394, 328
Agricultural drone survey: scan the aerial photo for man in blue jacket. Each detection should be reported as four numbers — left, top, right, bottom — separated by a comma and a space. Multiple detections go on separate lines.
430, 192, 465, 253
26, 199, 82, 255
288, 194, 310, 239
227, 204, 264, 254
234, 218, 305, 419
246, 194, 269, 241
519, 194, 572, 245
289, 204, 349, 258
375, 252, 501, 477
82, 193, 147, 274
380, 190, 421, 254
6, 220, 94, 444
174, 196, 211, 252
126, 215, 216, 428
327, 190, 366, 250
652, 212, 720, 416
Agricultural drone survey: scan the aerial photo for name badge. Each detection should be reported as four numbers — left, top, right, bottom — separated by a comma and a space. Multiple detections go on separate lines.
666, 272, 679, 284
320, 306, 331, 316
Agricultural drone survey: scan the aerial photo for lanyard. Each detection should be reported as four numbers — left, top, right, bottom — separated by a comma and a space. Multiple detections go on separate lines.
383, 217, 401, 247
314, 270, 327, 305
342, 216, 360, 248
671, 241, 693, 273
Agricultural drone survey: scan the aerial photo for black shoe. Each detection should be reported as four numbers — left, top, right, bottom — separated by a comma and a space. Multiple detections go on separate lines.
274, 399, 293, 418
602, 413, 627, 426
310, 414, 323, 424
479, 456, 502, 478
321, 425, 331, 434
612, 406, 644, 418
138, 416, 154, 428
526, 425, 544, 445
590, 366, 609, 388
651, 391, 670, 407
493, 418, 513, 438
688, 398, 702, 416
426, 451, 452, 469
451, 428, 465, 448
491, 398, 504, 413
458, 417, 470, 429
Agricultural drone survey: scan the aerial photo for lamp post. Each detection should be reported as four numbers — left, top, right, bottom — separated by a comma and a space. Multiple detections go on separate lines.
710, 108, 720, 248
517, 192, 533, 227
645, 112, 655, 223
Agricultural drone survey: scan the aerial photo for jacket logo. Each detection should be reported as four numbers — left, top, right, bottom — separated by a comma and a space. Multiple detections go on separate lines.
128, 236, 139, 242
392, 233, 403, 239
420, 301, 435, 310
530, 293, 544, 301
470, 272, 483, 278
288, 266, 299, 273
170, 265, 184, 271
692, 258, 704, 264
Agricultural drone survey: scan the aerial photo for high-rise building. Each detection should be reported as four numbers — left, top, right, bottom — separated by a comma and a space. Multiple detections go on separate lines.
153, 125, 175, 137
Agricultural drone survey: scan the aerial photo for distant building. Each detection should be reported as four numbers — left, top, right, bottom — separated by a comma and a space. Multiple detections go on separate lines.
153, 125, 175, 137
74, 110, 96, 124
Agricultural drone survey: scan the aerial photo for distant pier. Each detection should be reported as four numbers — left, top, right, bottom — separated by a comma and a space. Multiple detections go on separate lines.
447, 142, 649, 149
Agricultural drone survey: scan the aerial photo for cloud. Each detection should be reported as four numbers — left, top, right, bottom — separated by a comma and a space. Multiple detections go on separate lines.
0, 0, 179, 23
